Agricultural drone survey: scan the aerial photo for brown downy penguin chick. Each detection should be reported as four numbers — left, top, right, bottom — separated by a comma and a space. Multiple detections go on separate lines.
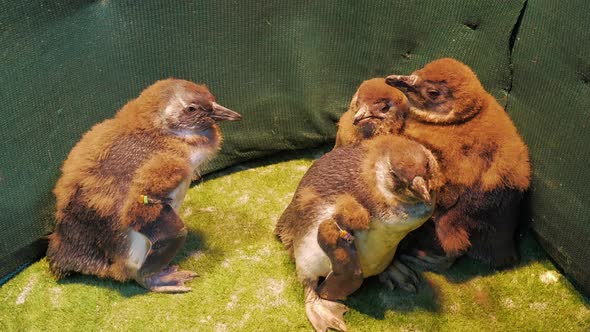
47, 78, 242, 292
385, 58, 531, 269
335, 78, 409, 148
275, 135, 441, 332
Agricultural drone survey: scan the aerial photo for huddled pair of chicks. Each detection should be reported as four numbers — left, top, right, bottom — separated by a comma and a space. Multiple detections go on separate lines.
275, 58, 531, 331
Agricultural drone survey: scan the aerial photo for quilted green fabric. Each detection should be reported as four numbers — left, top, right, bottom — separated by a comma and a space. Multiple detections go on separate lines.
508, 0, 590, 294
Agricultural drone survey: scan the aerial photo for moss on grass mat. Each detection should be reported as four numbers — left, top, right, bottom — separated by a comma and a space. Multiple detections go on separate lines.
1, 149, 589, 331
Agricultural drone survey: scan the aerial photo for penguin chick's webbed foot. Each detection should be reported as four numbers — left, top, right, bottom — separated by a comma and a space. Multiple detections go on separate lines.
129, 226, 198, 292
128, 205, 198, 293
378, 259, 420, 293
141, 265, 198, 293
399, 249, 456, 273
305, 282, 349, 332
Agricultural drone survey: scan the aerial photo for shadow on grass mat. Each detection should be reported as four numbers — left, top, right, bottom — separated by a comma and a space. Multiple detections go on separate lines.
1, 148, 589, 331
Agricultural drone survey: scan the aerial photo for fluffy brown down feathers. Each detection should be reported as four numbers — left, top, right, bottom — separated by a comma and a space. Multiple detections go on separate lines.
397, 58, 530, 193
53, 79, 221, 223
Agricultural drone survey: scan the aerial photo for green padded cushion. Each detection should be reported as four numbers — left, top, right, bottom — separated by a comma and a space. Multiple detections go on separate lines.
509, 0, 590, 295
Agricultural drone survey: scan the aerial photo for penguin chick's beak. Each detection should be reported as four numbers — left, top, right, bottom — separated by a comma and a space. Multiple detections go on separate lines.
353, 104, 370, 124
211, 102, 242, 122
409, 176, 432, 205
385, 74, 420, 90
353, 104, 384, 125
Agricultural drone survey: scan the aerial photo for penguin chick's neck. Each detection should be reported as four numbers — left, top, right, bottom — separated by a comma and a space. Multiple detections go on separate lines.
170, 125, 223, 174
170, 125, 222, 149
165, 126, 223, 211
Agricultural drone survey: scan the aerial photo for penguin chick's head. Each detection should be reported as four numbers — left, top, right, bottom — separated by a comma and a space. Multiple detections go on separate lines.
351, 78, 409, 138
123, 78, 242, 134
365, 135, 442, 206
385, 58, 487, 124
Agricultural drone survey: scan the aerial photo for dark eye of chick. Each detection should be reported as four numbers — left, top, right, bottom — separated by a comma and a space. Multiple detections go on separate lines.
185, 104, 198, 113
426, 89, 440, 99
376, 99, 391, 113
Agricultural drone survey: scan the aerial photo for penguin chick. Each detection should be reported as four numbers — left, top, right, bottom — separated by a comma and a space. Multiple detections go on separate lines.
47, 78, 242, 292
386, 58, 531, 269
335, 78, 409, 148
275, 135, 441, 332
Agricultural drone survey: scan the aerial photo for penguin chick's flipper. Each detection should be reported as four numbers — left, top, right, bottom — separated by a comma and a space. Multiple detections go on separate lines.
128, 205, 197, 293
122, 154, 197, 292
378, 259, 420, 293
305, 280, 349, 332
316, 194, 369, 301
433, 188, 521, 269
316, 219, 363, 301
122, 153, 192, 228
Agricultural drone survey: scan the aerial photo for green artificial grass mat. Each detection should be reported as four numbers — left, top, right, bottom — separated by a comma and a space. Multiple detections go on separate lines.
1, 148, 589, 331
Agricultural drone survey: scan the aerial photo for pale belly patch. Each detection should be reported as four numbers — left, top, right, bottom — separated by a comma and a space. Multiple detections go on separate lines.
355, 205, 432, 277
292, 203, 433, 281
166, 146, 215, 212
